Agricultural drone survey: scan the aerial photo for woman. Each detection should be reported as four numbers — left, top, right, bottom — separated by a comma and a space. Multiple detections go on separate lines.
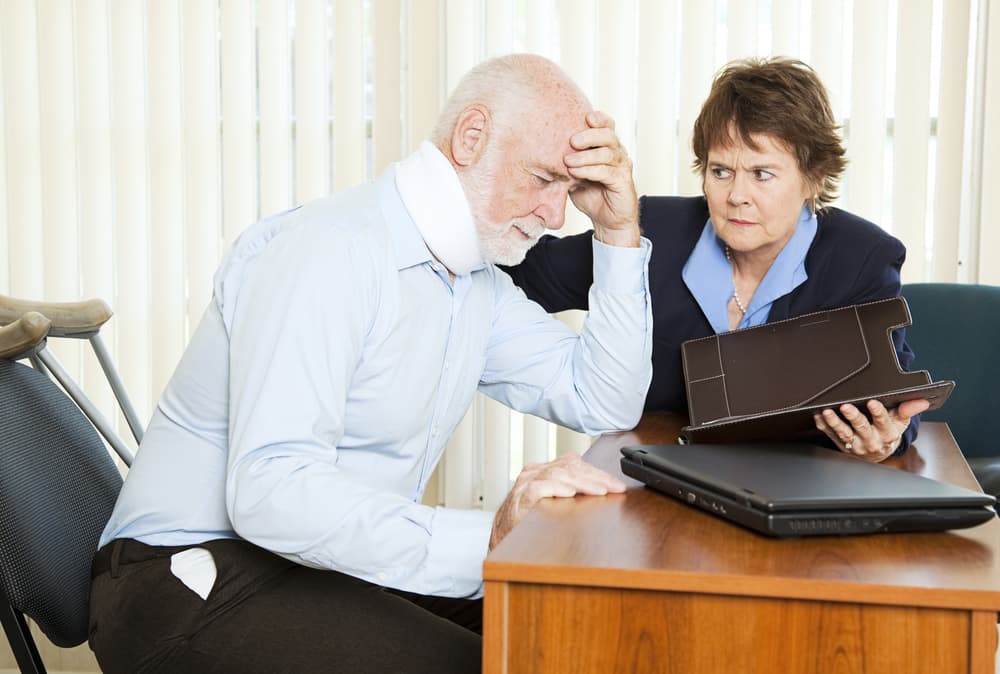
505, 57, 928, 462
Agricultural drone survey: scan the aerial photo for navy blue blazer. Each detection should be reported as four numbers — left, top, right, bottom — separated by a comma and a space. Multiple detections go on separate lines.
504, 195, 920, 450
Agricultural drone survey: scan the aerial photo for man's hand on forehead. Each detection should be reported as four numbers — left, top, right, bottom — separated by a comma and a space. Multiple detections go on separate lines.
563, 111, 640, 246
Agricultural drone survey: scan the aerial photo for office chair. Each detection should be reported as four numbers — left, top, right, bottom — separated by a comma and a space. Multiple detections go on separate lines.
0, 298, 138, 673
901, 283, 1000, 498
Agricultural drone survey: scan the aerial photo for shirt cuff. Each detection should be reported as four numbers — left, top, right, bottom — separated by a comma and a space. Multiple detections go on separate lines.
591, 235, 652, 295
426, 506, 494, 598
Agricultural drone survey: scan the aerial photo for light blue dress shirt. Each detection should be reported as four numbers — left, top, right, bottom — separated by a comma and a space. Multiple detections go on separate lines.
681, 206, 817, 332
101, 162, 653, 599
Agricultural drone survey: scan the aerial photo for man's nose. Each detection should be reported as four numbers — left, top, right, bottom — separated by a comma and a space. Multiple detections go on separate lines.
537, 185, 569, 230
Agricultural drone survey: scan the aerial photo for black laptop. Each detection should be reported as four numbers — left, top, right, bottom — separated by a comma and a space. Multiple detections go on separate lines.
620, 442, 996, 537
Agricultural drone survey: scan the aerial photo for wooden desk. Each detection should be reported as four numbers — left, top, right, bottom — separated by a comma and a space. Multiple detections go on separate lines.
483, 416, 1000, 674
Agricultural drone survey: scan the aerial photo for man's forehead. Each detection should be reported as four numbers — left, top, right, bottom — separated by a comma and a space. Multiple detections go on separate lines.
521, 115, 587, 155
505, 99, 589, 181
513, 91, 590, 138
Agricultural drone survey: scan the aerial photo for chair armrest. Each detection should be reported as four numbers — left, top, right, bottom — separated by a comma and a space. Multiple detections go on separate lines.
968, 457, 1000, 502
0, 312, 52, 359
0, 294, 112, 337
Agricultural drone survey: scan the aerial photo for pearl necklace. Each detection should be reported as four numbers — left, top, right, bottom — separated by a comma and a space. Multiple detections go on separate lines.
724, 245, 748, 316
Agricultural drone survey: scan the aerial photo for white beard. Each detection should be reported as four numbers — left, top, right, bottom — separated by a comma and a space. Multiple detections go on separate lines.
464, 150, 546, 266
476, 218, 546, 265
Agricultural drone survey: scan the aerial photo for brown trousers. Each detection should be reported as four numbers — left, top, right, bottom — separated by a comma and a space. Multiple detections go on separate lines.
89, 538, 482, 674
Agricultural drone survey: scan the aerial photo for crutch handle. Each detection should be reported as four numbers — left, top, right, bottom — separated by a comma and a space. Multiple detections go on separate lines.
0, 311, 51, 359
0, 294, 112, 337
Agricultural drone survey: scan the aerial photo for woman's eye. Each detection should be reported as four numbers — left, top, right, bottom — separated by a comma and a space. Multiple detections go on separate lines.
533, 174, 553, 186
754, 169, 775, 182
710, 167, 731, 179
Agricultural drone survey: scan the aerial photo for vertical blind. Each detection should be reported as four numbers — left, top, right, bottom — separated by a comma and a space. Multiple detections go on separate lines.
1, 0, 997, 511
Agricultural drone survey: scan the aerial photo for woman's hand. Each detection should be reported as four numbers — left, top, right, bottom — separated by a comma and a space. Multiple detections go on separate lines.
814, 398, 930, 462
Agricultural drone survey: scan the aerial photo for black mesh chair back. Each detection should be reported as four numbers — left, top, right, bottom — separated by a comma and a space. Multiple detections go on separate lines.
0, 357, 123, 669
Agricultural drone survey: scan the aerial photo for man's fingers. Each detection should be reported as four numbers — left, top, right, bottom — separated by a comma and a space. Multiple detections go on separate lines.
492, 454, 627, 550
602, 473, 627, 493
515, 454, 626, 500
569, 125, 618, 151
560, 453, 627, 490
512, 461, 544, 487
585, 109, 614, 130
570, 470, 626, 494
565, 146, 617, 169
567, 164, 617, 187
549, 453, 626, 489
524, 473, 623, 503
523, 479, 578, 504
519, 475, 608, 511
563, 110, 639, 237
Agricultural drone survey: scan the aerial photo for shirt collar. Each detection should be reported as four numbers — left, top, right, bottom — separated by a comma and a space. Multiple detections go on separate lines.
393, 141, 484, 276
682, 205, 817, 333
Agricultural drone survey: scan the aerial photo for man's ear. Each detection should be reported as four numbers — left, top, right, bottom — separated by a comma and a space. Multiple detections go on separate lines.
450, 104, 490, 167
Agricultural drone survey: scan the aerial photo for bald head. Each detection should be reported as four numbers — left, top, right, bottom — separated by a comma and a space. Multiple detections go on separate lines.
431, 55, 596, 267
430, 54, 592, 156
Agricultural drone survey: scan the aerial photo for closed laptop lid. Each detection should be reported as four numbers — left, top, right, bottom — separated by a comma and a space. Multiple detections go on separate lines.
620, 443, 996, 513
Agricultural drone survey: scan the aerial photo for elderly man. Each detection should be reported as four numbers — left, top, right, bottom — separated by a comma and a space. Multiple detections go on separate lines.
88, 54, 652, 673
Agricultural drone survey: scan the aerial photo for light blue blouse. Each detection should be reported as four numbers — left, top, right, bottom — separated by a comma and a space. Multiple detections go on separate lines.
681, 206, 817, 333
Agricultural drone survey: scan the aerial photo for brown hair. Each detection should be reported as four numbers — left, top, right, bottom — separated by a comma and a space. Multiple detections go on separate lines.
691, 57, 847, 211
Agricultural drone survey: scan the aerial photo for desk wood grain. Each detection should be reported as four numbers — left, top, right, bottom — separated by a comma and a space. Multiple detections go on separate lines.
483, 417, 1000, 674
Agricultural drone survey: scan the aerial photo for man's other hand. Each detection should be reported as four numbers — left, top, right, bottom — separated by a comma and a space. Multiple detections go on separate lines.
489, 452, 626, 550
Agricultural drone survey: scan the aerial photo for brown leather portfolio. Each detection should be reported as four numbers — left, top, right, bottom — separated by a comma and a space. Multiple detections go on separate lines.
680, 297, 954, 444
